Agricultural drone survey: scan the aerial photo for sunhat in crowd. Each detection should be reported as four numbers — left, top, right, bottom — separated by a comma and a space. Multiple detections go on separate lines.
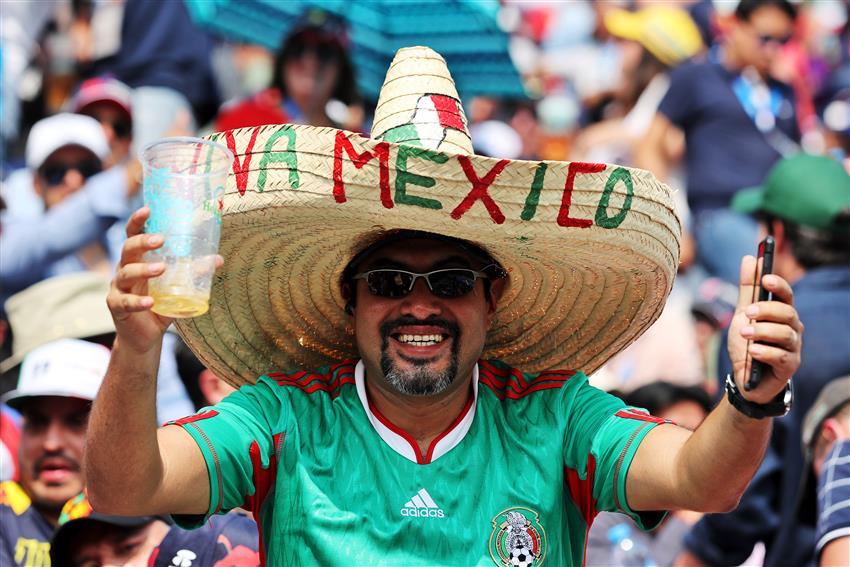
1, 338, 111, 410
25, 113, 109, 171
176, 46, 682, 387
1, 272, 114, 373
604, 6, 704, 67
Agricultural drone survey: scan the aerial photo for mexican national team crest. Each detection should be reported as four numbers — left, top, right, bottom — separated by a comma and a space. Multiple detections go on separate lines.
489, 507, 547, 567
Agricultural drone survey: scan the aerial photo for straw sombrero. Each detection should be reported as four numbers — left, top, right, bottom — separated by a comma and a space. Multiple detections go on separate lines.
176, 46, 681, 387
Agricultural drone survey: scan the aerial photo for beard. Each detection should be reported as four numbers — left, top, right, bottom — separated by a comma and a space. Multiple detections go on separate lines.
379, 316, 461, 396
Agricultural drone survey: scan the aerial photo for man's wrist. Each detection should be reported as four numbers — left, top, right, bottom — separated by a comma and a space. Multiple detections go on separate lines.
725, 375, 793, 419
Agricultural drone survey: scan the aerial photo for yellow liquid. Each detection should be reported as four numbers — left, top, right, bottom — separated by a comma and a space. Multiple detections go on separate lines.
151, 291, 209, 318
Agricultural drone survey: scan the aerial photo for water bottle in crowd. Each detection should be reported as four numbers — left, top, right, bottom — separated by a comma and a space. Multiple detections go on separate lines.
606, 523, 658, 567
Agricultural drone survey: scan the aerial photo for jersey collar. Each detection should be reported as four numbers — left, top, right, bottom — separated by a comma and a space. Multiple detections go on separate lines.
353, 360, 478, 464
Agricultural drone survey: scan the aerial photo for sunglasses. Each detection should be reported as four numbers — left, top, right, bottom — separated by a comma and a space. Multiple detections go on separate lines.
39, 159, 102, 186
757, 33, 793, 46
353, 267, 501, 299
104, 118, 132, 139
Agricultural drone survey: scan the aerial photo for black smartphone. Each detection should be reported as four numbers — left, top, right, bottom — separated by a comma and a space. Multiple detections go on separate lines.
744, 235, 775, 391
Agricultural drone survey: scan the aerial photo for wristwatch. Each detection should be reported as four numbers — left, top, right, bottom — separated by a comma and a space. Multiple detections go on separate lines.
725, 374, 793, 419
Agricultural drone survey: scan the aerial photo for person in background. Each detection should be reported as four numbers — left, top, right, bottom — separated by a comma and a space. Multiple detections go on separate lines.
0, 339, 110, 567
0, 272, 194, 424
72, 76, 134, 167
214, 10, 362, 131
0, 113, 141, 298
637, 0, 800, 285
50, 493, 260, 566
797, 375, 850, 567
586, 382, 713, 567
677, 154, 850, 567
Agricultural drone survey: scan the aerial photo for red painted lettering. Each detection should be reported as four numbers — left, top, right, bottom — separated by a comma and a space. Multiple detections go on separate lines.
225, 128, 261, 196
451, 156, 509, 224
557, 162, 606, 228
333, 131, 392, 208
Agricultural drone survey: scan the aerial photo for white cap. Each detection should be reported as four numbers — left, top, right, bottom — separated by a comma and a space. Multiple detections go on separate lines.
25, 113, 110, 170
1, 339, 110, 409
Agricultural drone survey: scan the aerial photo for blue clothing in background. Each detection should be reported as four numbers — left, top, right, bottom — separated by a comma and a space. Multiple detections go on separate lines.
89, 0, 220, 124
816, 440, 850, 558
658, 60, 799, 215
686, 266, 850, 567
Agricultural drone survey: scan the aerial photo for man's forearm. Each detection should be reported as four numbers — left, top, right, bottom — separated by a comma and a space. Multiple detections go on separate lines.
675, 397, 771, 512
85, 338, 164, 514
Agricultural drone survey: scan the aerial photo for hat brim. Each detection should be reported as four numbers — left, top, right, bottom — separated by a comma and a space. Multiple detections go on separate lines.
175, 124, 681, 387
51, 515, 159, 567
731, 187, 765, 215
0, 390, 95, 410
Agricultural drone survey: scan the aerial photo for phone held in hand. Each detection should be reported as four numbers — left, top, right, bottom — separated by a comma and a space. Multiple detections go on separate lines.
745, 236, 775, 392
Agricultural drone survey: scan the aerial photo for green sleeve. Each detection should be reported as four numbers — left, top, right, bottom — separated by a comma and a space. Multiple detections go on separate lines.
562, 374, 667, 531
167, 376, 287, 528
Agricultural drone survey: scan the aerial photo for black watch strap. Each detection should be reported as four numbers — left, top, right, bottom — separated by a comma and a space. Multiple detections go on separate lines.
725, 375, 793, 419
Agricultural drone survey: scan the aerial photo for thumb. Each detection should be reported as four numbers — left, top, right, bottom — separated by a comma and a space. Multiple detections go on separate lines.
735, 255, 758, 311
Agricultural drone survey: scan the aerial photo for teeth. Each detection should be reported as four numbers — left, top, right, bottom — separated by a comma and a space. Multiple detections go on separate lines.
397, 334, 445, 346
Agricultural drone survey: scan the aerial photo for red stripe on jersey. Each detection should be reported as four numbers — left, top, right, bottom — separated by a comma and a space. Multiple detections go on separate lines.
615, 409, 667, 424
423, 393, 474, 463
244, 432, 285, 566
430, 95, 465, 130
478, 361, 574, 399
275, 374, 355, 399
479, 377, 566, 400
168, 410, 219, 426
564, 454, 598, 526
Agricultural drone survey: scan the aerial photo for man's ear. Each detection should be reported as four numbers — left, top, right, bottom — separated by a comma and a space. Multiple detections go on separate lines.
771, 219, 788, 253
486, 278, 506, 319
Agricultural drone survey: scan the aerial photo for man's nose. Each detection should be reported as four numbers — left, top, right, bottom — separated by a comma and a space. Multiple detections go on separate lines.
42, 419, 67, 451
62, 168, 86, 191
399, 278, 442, 319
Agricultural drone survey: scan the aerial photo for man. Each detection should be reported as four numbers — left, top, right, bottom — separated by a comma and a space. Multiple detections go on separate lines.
86, 47, 802, 565
0, 339, 110, 566
0, 113, 141, 298
636, 0, 800, 284
677, 154, 850, 566
50, 493, 260, 566
798, 376, 850, 567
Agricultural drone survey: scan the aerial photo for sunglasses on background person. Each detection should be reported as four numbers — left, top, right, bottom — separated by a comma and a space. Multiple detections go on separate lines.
84, 113, 133, 139
38, 159, 102, 186
353, 266, 505, 299
756, 33, 793, 47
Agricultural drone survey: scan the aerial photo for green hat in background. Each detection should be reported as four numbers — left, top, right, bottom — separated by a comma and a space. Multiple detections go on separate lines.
732, 154, 850, 233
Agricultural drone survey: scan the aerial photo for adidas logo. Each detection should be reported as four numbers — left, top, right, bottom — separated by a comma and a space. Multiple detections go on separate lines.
400, 488, 445, 518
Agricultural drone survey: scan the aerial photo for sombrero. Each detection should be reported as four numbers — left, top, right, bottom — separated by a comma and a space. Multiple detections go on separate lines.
176, 46, 681, 387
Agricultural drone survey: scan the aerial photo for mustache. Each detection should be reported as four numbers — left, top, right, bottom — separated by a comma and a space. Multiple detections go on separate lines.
379, 316, 460, 339
33, 453, 80, 474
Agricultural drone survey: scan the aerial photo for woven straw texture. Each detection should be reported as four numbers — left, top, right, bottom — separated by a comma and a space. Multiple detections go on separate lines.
175, 47, 681, 387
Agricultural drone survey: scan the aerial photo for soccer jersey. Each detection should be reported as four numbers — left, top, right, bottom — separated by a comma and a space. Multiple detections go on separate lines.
0, 481, 54, 567
171, 359, 668, 566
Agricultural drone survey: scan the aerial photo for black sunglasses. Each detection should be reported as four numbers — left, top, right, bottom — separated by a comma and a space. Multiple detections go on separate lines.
105, 118, 132, 139
353, 267, 502, 299
757, 33, 793, 46
39, 159, 102, 186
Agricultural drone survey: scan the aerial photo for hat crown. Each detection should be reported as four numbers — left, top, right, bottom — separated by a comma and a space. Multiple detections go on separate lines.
370, 46, 473, 155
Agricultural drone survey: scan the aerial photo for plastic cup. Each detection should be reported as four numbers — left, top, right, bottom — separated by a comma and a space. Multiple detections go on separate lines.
141, 137, 233, 318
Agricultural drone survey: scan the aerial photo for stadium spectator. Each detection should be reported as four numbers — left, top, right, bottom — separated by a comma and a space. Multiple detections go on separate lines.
637, 0, 801, 284
0, 339, 109, 567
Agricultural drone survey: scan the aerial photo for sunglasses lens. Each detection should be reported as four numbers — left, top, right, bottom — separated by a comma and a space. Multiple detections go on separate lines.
112, 121, 132, 139
41, 166, 67, 186
429, 270, 477, 298
367, 271, 414, 298
78, 160, 102, 179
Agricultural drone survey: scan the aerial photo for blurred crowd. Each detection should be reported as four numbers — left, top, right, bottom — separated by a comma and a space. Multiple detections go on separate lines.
0, 0, 848, 566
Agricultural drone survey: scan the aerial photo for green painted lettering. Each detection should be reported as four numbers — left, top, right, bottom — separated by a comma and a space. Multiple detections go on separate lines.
394, 145, 447, 210
257, 127, 300, 191
595, 167, 634, 229
521, 162, 548, 221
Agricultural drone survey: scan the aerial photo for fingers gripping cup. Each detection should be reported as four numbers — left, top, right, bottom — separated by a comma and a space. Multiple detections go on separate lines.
141, 137, 232, 318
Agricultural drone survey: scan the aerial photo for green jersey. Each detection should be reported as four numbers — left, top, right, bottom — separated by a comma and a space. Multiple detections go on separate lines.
171, 359, 668, 566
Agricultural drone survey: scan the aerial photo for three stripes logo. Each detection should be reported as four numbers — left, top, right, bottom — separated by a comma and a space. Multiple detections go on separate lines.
400, 488, 445, 519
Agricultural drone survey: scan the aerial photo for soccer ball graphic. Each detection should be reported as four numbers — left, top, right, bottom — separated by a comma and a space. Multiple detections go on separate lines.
509, 545, 535, 567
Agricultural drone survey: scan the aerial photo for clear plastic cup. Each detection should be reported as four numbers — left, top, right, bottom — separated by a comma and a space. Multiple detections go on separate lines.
141, 137, 233, 318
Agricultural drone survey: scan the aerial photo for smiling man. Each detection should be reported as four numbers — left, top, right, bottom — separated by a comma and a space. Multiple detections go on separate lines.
0, 339, 109, 567
86, 47, 803, 566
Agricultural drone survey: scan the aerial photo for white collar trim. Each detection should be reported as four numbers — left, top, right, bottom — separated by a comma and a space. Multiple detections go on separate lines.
353, 360, 478, 464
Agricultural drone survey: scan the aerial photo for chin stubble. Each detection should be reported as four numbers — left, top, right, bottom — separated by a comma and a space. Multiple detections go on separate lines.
379, 317, 461, 396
